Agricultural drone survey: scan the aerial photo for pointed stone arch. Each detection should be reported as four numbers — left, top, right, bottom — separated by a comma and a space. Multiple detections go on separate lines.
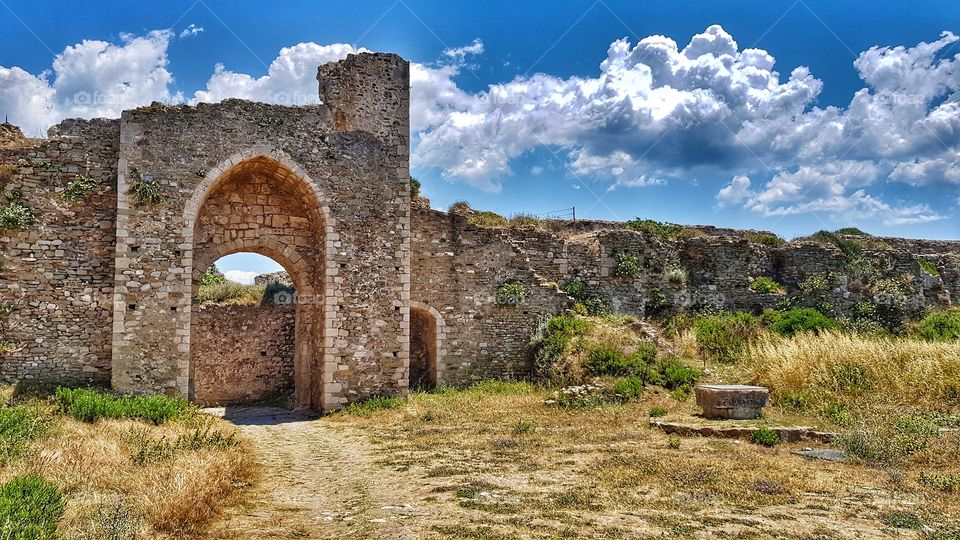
183, 147, 338, 410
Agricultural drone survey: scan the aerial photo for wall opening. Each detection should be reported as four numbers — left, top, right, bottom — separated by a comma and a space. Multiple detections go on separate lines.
191, 254, 296, 406
409, 307, 437, 389
188, 154, 327, 410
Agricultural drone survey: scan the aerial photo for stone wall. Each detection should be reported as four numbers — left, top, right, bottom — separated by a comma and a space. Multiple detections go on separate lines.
191, 303, 295, 406
411, 206, 570, 384
0, 119, 119, 385
110, 52, 411, 410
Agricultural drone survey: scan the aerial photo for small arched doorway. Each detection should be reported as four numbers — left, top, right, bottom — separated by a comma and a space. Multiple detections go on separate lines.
186, 151, 329, 410
190, 254, 296, 406
409, 302, 444, 390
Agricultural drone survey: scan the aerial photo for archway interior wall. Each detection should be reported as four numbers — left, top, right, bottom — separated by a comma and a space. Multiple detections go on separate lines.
111, 52, 412, 410
189, 160, 322, 407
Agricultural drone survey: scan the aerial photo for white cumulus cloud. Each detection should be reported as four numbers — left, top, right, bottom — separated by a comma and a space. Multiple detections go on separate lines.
223, 270, 259, 285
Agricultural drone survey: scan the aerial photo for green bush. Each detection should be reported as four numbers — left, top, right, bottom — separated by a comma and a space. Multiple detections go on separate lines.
61, 174, 98, 201
54, 387, 191, 425
579, 297, 610, 316
655, 357, 700, 390
838, 415, 940, 465
622, 218, 686, 240
582, 343, 656, 377
649, 407, 668, 418
612, 252, 641, 279
496, 281, 526, 306
744, 231, 785, 246
468, 210, 508, 227
195, 282, 266, 305
918, 258, 940, 276
0, 202, 34, 230
532, 316, 590, 379
749, 276, 783, 294
917, 310, 960, 342
761, 308, 837, 337
0, 406, 48, 465
200, 264, 227, 285
835, 227, 871, 237
750, 426, 781, 447
811, 230, 863, 259
127, 168, 163, 206
0, 475, 65, 540
918, 471, 960, 493
611, 376, 645, 399
409, 176, 422, 198
693, 311, 757, 363
340, 396, 401, 416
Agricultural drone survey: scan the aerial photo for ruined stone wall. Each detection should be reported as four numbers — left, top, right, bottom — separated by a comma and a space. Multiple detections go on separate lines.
411, 207, 570, 384
0, 119, 119, 385
191, 303, 295, 406
502, 226, 960, 317
111, 52, 411, 410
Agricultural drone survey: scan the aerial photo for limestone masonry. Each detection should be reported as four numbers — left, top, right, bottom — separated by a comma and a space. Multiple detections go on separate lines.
1, 52, 958, 411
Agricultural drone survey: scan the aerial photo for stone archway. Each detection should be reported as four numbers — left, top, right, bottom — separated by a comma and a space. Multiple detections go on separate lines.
183, 148, 334, 410
408, 301, 445, 389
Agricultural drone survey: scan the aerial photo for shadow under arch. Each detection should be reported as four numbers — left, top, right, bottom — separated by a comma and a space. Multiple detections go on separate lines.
184, 147, 335, 411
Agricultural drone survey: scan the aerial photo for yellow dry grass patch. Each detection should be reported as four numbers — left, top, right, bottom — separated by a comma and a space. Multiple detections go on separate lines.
5, 408, 254, 539
743, 331, 960, 410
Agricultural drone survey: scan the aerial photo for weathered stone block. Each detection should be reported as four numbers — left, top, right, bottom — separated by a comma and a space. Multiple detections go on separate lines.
695, 384, 769, 420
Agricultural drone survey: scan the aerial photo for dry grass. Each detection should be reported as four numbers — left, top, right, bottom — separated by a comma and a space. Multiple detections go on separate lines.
327, 382, 960, 538
0, 398, 254, 539
742, 331, 960, 411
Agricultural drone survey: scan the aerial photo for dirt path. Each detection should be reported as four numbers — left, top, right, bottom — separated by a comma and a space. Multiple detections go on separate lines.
206, 407, 443, 540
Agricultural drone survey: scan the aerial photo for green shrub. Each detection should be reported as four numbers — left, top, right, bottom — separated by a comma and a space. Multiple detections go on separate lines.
0, 475, 65, 540
693, 311, 757, 363
645, 287, 669, 315
340, 396, 401, 416
496, 281, 526, 306
0, 202, 34, 230
655, 357, 700, 390
665, 266, 688, 284
61, 174, 98, 201
623, 218, 685, 240
512, 420, 534, 434
749, 276, 783, 294
54, 387, 191, 425
811, 230, 863, 259
611, 376, 645, 399
409, 176, 422, 198
200, 264, 227, 285
582, 343, 656, 377
744, 231, 785, 246
532, 315, 589, 379
668, 435, 681, 449
835, 227, 871, 237
917, 310, 960, 342
0, 406, 48, 465
649, 407, 668, 418
195, 282, 266, 305
761, 308, 837, 337
821, 403, 855, 426
750, 426, 781, 447
127, 171, 163, 206
838, 415, 940, 465
918, 471, 960, 493
579, 297, 610, 316
918, 258, 940, 276
613, 252, 641, 279
468, 210, 508, 227
879, 510, 922, 529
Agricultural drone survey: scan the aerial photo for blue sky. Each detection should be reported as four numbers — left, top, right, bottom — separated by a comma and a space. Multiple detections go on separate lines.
1, 0, 959, 278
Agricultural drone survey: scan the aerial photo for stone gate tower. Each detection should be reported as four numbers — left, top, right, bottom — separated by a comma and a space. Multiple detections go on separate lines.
109, 53, 411, 411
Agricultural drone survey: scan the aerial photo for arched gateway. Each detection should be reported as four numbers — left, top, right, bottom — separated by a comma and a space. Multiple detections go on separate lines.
108, 53, 414, 411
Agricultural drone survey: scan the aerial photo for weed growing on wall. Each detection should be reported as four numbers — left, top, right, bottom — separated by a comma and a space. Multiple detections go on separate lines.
750, 277, 784, 294
61, 174, 98, 202
743, 231, 785, 246
127, 168, 164, 206
613, 251, 641, 278
496, 281, 526, 306
623, 218, 686, 240
0, 201, 35, 230
918, 258, 940, 276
